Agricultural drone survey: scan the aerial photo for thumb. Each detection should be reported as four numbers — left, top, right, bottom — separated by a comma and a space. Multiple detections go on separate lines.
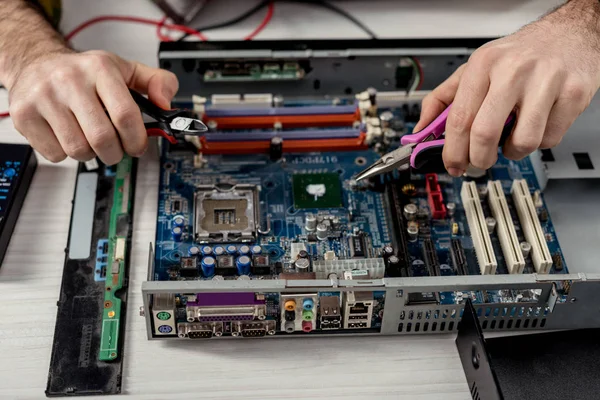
413, 64, 464, 132
116, 58, 179, 109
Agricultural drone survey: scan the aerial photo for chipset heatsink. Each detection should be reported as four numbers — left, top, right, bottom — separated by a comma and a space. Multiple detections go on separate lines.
194, 184, 259, 243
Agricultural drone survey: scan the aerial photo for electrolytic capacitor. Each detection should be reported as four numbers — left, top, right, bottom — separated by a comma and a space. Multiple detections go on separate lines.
305, 213, 317, 232
403, 203, 418, 221
294, 257, 310, 272
298, 250, 309, 259
172, 215, 185, 227
270, 136, 283, 161
236, 255, 252, 275
379, 111, 394, 129
226, 245, 238, 255
239, 245, 251, 255
188, 246, 200, 257
212, 275, 224, 281
171, 226, 183, 241
316, 223, 328, 240
213, 246, 225, 256
382, 245, 394, 258
201, 245, 213, 256
237, 275, 251, 281
520, 242, 532, 258
446, 202, 456, 217
251, 245, 262, 255
201, 256, 216, 277
407, 221, 419, 242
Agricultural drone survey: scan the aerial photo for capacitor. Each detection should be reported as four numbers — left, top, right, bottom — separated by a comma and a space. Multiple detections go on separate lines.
239, 245, 251, 255
520, 242, 532, 258
251, 245, 262, 255
236, 255, 252, 275
403, 203, 418, 221
172, 215, 185, 227
485, 217, 497, 233
305, 213, 317, 232
446, 202, 456, 217
201, 256, 216, 277
211, 275, 224, 281
294, 257, 310, 272
407, 221, 419, 242
298, 250, 310, 259
386, 255, 401, 274
188, 246, 200, 257
213, 246, 225, 256
237, 275, 251, 281
379, 111, 394, 129
201, 245, 213, 256
269, 136, 283, 161
171, 226, 183, 241
382, 245, 394, 258
226, 245, 238, 255
316, 223, 328, 240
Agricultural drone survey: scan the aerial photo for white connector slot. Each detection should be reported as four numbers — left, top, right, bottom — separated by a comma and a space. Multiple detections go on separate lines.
461, 182, 497, 275
511, 180, 552, 274
487, 181, 525, 274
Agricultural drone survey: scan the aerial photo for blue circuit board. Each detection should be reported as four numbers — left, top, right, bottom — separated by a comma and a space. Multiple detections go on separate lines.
154, 148, 567, 281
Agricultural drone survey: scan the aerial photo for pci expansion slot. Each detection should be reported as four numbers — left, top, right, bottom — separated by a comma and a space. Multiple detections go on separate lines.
99, 156, 134, 360
487, 181, 525, 274
511, 179, 552, 274
461, 181, 497, 275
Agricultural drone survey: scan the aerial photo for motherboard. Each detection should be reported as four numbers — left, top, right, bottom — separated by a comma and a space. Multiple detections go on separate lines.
146, 87, 569, 339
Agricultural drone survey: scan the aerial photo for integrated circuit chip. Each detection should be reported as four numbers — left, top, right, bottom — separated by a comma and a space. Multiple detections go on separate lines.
292, 173, 343, 209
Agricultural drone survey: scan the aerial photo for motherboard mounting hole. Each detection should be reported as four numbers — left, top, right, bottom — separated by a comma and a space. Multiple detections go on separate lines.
355, 157, 367, 166
106, 287, 111, 291
265, 181, 274, 188
176, 183, 184, 190
173, 253, 180, 259
164, 162, 174, 170
335, 169, 343, 174
104, 301, 112, 308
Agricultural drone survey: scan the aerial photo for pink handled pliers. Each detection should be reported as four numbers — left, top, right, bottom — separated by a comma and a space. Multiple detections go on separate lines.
355, 104, 516, 181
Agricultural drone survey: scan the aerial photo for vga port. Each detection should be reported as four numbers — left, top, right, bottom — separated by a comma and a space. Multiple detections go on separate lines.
232, 321, 276, 337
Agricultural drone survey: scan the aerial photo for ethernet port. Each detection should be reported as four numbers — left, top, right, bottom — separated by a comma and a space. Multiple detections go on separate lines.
349, 303, 369, 314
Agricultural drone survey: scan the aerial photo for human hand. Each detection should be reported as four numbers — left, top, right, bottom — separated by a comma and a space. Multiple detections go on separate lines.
6, 50, 178, 164
414, 2, 600, 176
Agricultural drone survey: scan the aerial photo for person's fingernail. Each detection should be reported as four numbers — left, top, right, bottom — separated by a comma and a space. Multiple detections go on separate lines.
447, 168, 464, 177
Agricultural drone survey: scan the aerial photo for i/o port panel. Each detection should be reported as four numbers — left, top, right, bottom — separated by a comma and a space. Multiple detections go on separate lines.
281, 293, 318, 333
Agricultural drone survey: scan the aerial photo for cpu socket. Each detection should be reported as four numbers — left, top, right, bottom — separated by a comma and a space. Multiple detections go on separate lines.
194, 184, 259, 243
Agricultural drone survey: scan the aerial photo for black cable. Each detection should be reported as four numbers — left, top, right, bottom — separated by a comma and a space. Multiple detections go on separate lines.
177, 0, 377, 42
177, 0, 271, 41
291, 0, 377, 39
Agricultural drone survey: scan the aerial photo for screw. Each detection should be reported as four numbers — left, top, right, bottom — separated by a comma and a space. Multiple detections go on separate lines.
570, 297, 577, 303
139, 306, 145, 317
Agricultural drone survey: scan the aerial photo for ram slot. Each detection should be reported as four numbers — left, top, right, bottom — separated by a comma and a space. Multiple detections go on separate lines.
203, 127, 361, 142
510, 179, 552, 274
487, 181, 525, 274
460, 181, 497, 275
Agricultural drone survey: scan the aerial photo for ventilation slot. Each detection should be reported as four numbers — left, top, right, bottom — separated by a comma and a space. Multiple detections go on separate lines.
541, 318, 547, 328
471, 382, 480, 400
432, 322, 437, 331
415, 322, 421, 332
406, 323, 412, 332
423, 322, 429, 332
398, 323, 403, 332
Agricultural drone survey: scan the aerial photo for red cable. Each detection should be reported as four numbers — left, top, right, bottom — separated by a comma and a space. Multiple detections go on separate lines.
0, 111, 9, 118
64, 15, 208, 41
156, 16, 172, 42
244, 1, 274, 40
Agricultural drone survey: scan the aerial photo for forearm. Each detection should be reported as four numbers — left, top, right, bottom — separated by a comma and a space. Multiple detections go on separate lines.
0, 0, 72, 89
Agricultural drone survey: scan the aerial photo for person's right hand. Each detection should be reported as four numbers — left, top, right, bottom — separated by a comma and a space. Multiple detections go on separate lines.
414, 2, 600, 176
6, 50, 178, 164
